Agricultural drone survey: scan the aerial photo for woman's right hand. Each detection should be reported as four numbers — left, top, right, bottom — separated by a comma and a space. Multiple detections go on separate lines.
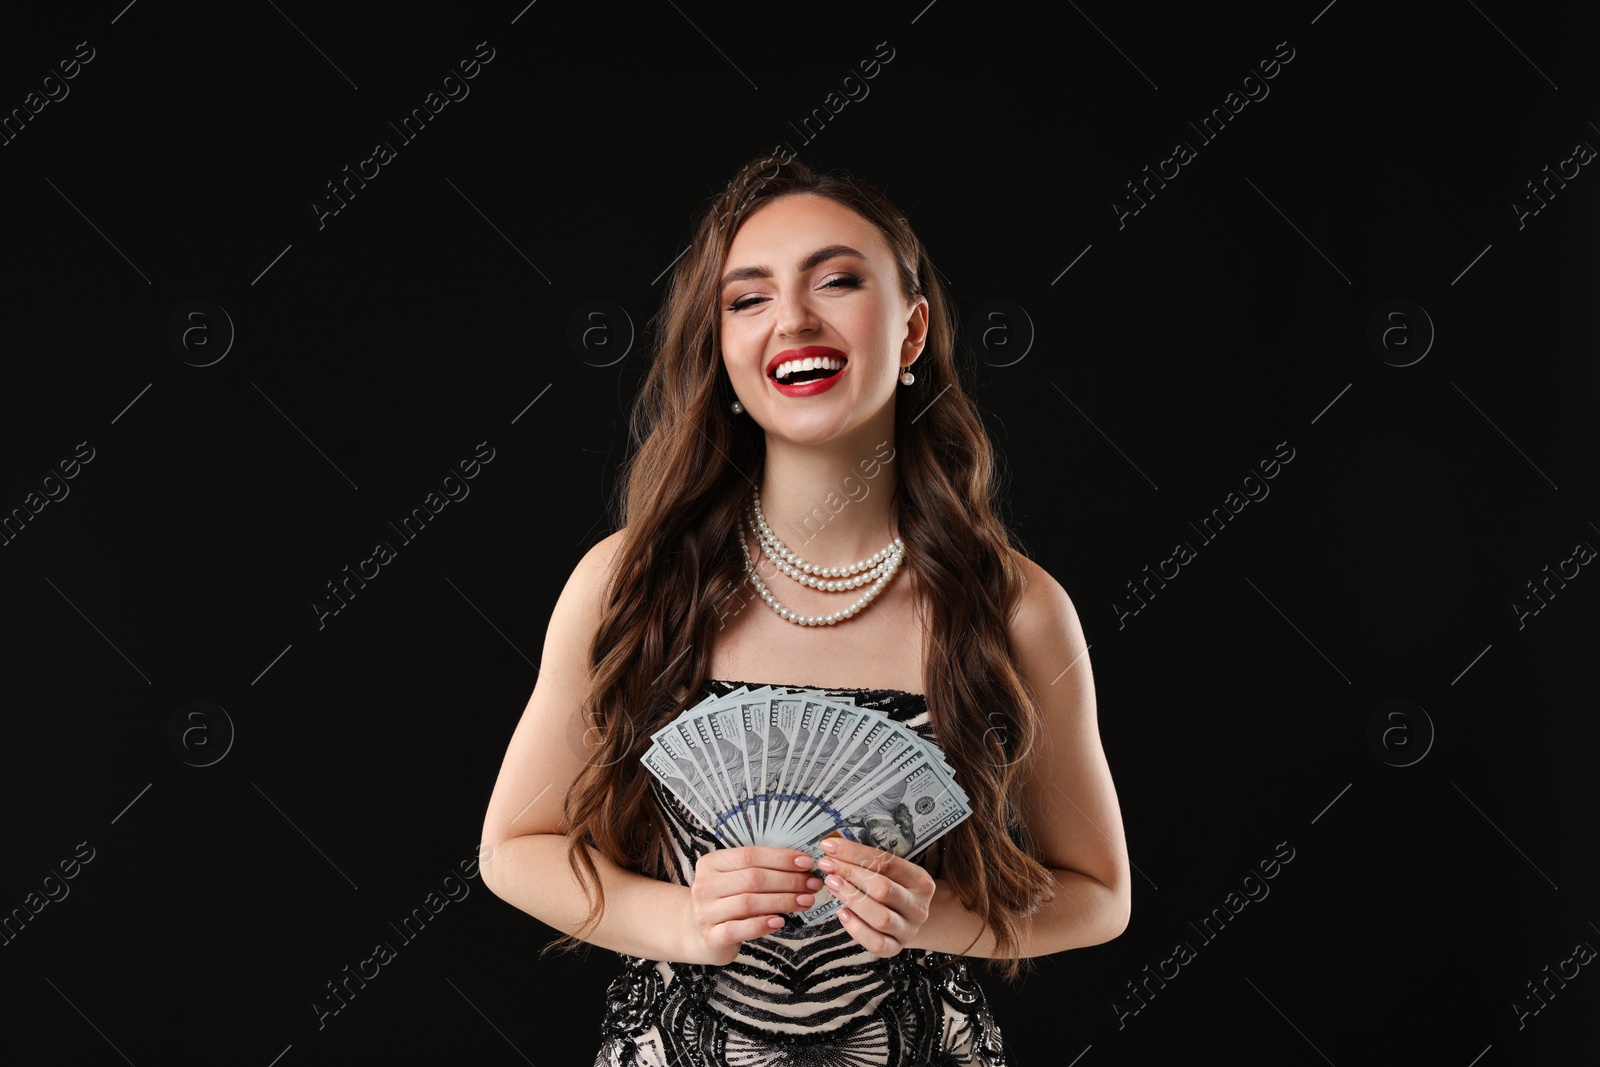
684, 847, 824, 966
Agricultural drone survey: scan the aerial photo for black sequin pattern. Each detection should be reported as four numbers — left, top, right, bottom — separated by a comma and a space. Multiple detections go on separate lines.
595, 679, 1008, 1066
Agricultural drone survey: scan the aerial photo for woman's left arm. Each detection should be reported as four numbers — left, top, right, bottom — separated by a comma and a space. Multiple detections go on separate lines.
824, 557, 1131, 959
921, 556, 1131, 957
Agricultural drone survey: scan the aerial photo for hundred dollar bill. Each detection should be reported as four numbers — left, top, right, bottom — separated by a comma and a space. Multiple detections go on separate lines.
811, 712, 917, 818
792, 739, 929, 845
707, 702, 766, 845
682, 689, 791, 840
780, 711, 914, 843
796, 757, 972, 925
690, 710, 753, 846
769, 698, 843, 841
641, 728, 729, 845
787, 700, 876, 839
753, 698, 788, 839
668, 717, 746, 846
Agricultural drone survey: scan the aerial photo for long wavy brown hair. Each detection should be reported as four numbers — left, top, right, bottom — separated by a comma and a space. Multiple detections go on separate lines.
548, 155, 1057, 980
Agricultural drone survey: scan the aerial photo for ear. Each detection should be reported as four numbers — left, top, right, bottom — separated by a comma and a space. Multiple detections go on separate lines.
902, 296, 929, 361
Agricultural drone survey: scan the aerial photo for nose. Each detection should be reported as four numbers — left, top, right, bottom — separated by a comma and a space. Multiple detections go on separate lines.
773, 284, 819, 338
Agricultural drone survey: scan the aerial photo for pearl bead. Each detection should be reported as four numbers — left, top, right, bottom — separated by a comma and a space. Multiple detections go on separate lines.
740, 494, 906, 628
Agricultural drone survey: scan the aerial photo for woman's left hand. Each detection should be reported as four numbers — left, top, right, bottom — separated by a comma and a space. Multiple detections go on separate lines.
816, 838, 935, 957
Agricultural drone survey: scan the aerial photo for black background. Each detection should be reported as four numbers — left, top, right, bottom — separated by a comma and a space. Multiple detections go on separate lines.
2, 1, 1597, 1064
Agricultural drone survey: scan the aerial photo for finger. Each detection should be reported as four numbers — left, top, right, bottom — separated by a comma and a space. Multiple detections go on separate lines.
706, 850, 817, 899
703, 890, 817, 924
821, 840, 907, 887
820, 837, 900, 872
820, 848, 933, 899
709, 846, 817, 872
822, 864, 905, 935
824, 857, 912, 914
713, 868, 823, 894
732, 870, 812, 902
838, 907, 900, 955
712, 914, 787, 947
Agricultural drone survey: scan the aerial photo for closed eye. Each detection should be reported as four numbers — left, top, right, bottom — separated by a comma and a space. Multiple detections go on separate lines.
726, 274, 862, 313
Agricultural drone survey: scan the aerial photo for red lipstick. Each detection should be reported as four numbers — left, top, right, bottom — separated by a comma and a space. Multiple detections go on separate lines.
767, 346, 849, 397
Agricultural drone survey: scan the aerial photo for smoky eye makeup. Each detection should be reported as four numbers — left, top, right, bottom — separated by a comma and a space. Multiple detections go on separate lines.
723, 272, 865, 313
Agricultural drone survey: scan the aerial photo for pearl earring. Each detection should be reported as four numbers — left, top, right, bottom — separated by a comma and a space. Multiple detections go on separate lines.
731, 400, 744, 414
900, 367, 915, 386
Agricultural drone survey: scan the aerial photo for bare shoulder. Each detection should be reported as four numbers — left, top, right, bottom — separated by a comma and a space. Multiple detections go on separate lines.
552, 527, 629, 633
520, 524, 632, 724
1004, 548, 1087, 666
574, 526, 629, 589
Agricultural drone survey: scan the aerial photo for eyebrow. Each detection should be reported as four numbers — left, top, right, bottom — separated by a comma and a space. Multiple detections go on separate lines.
719, 244, 868, 290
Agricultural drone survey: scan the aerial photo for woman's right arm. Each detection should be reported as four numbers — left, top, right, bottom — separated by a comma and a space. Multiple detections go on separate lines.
478, 531, 820, 965
478, 530, 699, 961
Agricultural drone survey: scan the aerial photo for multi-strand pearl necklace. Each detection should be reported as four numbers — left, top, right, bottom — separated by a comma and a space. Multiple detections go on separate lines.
740, 490, 906, 626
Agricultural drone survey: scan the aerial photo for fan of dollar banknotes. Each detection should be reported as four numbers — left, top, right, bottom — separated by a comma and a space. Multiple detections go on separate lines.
641, 684, 973, 925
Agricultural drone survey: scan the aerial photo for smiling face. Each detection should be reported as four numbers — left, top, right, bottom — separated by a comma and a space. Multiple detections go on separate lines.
718, 193, 928, 446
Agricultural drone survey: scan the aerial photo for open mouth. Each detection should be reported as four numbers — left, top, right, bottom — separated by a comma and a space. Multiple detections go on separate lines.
771, 356, 847, 385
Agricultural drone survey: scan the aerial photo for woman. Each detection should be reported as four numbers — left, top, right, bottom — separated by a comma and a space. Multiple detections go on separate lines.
479, 155, 1131, 1065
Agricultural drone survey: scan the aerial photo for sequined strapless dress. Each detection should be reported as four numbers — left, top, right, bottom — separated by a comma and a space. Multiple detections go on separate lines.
594, 678, 1008, 1067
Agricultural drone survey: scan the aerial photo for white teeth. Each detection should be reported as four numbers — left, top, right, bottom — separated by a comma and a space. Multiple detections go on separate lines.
773, 356, 845, 382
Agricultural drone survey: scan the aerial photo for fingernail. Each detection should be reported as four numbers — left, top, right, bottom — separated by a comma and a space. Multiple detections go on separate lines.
820, 839, 838, 853
797, 894, 814, 907
817, 859, 837, 873
825, 875, 843, 890
794, 855, 812, 867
